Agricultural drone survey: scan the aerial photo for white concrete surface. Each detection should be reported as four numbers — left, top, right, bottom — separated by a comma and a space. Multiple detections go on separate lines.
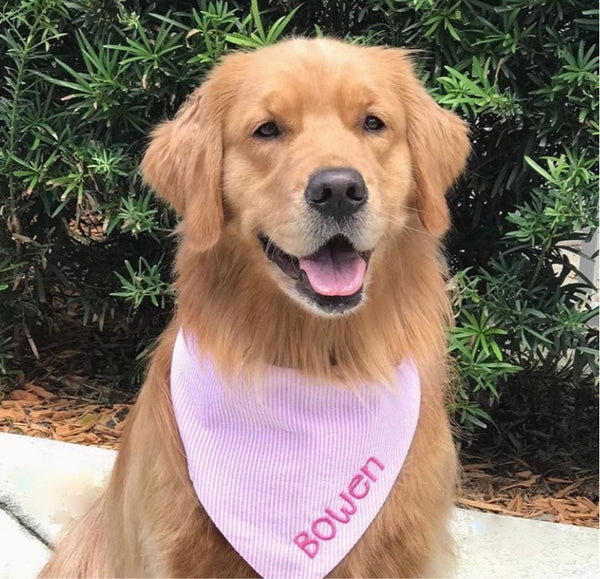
0, 432, 598, 578
0, 510, 50, 579
0, 432, 115, 544
451, 508, 598, 578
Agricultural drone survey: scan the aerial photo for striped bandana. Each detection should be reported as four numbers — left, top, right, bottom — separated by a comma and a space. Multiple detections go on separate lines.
171, 328, 420, 579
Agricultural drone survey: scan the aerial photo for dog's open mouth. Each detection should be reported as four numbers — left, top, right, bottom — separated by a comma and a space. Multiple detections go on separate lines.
259, 234, 372, 313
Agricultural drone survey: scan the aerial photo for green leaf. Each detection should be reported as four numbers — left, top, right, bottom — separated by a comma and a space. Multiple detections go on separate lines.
250, 0, 265, 41
524, 156, 554, 183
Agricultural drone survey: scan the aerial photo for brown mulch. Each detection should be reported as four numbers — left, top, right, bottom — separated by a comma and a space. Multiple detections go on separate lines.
458, 460, 598, 527
1, 382, 598, 528
0, 383, 130, 449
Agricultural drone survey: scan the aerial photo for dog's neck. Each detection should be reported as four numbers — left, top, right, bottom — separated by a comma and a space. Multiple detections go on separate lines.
173, 228, 450, 387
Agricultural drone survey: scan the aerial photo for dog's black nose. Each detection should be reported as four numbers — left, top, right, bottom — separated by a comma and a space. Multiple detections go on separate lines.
305, 168, 368, 220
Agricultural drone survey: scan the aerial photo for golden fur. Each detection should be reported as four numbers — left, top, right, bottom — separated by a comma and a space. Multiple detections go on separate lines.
41, 38, 470, 578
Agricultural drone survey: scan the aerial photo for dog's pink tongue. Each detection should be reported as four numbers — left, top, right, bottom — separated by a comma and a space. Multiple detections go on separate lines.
299, 245, 366, 296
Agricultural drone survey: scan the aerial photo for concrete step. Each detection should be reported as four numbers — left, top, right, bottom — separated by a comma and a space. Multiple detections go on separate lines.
0, 432, 597, 578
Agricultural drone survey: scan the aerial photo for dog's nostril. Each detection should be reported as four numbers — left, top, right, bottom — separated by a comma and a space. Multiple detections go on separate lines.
347, 185, 360, 201
311, 186, 333, 204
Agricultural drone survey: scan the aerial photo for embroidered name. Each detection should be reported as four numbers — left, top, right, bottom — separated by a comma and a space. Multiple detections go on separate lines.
293, 456, 384, 559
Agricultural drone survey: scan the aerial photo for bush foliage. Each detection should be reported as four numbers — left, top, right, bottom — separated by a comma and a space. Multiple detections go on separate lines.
0, 0, 597, 431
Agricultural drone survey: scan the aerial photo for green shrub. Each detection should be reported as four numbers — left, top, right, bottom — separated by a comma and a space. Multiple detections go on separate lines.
0, 1, 597, 432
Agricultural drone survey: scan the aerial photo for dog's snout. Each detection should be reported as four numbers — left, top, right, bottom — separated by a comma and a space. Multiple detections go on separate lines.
305, 168, 367, 220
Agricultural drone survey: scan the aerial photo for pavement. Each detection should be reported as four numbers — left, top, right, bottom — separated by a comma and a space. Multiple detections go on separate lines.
0, 432, 597, 578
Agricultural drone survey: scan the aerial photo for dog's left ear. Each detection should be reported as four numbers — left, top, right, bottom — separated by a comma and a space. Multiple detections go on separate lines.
390, 52, 470, 236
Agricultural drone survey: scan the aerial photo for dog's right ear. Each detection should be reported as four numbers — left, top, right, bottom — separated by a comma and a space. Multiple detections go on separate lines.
141, 82, 223, 252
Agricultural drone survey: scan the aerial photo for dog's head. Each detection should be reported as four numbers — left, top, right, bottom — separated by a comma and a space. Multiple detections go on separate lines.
142, 39, 469, 316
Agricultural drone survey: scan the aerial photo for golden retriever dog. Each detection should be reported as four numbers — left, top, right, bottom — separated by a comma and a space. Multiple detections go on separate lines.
41, 38, 469, 578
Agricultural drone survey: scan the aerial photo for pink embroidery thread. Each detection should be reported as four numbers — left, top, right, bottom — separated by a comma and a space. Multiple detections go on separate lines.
294, 457, 384, 558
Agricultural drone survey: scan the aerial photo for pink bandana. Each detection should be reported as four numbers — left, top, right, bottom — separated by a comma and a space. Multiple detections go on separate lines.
171, 329, 420, 579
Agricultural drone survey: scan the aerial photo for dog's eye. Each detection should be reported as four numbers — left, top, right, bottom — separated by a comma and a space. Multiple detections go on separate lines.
363, 115, 386, 132
253, 122, 282, 139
